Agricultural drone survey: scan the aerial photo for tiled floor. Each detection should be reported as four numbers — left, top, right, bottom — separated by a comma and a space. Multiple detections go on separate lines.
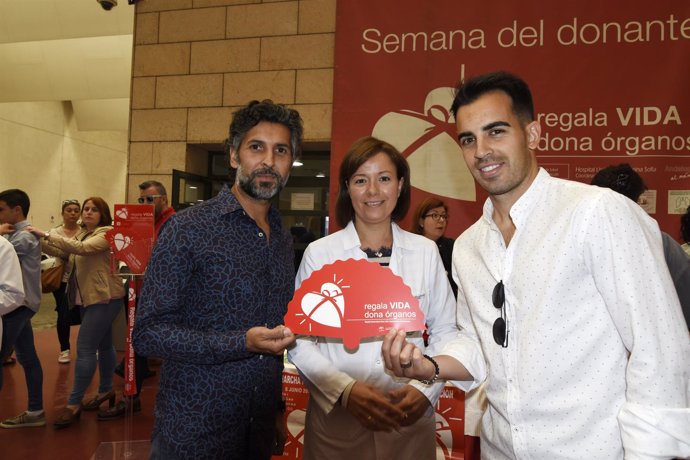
0, 326, 158, 460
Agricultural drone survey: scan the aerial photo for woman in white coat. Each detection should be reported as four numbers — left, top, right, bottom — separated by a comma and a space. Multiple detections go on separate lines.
288, 136, 458, 460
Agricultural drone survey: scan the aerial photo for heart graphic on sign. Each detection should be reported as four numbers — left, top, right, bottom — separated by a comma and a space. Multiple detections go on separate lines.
300, 282, 346, 328
116, 208, 128, 219
372, 87, 475, 202
113, 233, 131, 251
286, 409, 306, 444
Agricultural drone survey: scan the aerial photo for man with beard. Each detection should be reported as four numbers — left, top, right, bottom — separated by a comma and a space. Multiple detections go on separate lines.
133, 100, 302, 460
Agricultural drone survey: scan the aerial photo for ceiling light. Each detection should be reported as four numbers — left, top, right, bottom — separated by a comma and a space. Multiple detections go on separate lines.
293, 160, 303, 167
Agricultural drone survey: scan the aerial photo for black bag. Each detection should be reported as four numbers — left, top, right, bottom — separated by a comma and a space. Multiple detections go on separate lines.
63, 268, 82, 326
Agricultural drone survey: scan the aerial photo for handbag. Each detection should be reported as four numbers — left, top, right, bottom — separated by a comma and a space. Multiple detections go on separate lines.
62, 267, 82, 325
40, 258, 64, 293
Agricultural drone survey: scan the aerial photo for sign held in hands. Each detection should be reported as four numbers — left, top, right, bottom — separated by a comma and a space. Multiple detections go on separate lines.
285, 259, 425, 348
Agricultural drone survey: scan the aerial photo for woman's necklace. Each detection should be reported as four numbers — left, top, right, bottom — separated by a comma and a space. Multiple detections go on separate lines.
362, 246, 392, 258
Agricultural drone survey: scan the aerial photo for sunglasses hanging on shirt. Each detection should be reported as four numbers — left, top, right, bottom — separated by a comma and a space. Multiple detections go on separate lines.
492, 281, 508, 348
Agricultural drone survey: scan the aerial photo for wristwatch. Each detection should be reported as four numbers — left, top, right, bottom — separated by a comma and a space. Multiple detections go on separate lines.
43, 232, 50, 240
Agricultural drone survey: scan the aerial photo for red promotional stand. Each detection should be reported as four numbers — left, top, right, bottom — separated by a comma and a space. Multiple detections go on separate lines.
101, 204, 155, 459
107, 204, 155, 396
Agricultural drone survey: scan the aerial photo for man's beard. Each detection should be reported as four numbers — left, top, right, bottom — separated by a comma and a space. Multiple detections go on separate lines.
236, 165, 287, 200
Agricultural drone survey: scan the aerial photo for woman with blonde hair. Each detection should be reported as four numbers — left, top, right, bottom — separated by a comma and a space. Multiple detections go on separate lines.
27, 197, 124, 428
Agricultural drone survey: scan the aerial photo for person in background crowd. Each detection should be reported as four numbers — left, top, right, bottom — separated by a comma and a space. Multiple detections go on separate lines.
591, 163, 690, 328
0, 237, 25, 344
133, 100, 300, 459
51, 199, 82, 364
137, 180, 176, 236
0, 189, 45, 429
682, 204, 690, 257
410, 197, 457, 297
27, 197, 125, 429
102, 180, 176, 421
288, 136, 458, 460
383, 71, 690, 458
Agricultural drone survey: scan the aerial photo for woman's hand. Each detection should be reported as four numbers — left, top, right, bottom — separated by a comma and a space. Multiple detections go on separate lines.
24, 226, 45, 237
388, 385, 432, 426
382, 328, 435, 381
346, 381, 405, 432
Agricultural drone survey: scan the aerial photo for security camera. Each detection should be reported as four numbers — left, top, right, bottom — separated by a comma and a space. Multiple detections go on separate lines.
97, 0, 117, 10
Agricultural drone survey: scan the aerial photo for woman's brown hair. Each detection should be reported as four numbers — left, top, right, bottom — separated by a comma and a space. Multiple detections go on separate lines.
81, 197, 113, 228
335, 136, 411, 228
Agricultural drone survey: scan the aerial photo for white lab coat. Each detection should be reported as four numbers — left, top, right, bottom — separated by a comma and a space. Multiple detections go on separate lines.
288, 222, 460, 460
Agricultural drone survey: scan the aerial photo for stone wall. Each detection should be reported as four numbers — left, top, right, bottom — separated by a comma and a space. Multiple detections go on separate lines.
127, 0, 336, 199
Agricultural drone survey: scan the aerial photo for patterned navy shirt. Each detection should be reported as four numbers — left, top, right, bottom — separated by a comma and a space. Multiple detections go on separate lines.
133, 185, 294, 459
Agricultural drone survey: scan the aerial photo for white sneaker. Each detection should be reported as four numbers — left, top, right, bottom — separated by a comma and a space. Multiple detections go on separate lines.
58, 350, 70, 364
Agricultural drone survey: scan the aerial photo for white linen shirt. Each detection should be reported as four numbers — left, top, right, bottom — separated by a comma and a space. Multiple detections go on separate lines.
288, 221, 459, 413
445, 168, 690, 460
0, 236, 25, 316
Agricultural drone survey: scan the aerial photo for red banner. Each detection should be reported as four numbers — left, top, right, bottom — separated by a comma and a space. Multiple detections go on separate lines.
124, 279, 139, 396
332, 2, 690, 238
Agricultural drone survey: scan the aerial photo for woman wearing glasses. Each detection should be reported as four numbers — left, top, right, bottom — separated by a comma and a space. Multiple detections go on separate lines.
27, 197, 124, 428
288, 137, 458, 459
410, 198, 457, 298
50, 199, 82, 364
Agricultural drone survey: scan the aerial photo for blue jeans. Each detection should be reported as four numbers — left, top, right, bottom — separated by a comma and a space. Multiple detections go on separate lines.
0, 306, 44, 411
68, 298, 123, 406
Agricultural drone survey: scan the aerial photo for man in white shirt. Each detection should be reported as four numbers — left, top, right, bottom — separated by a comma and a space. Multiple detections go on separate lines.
0, 236, 25, 322
383, 71, 690, 459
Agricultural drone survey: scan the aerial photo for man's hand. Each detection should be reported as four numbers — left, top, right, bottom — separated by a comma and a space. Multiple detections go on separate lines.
345, 381, 405, 432
0, 223, 15, 236
382, 328, 434, 380
246, 325, 295, 355
388, 385, 431, 426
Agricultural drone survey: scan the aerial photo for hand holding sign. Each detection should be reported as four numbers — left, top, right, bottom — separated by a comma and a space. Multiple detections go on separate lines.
284, 259, 425, 348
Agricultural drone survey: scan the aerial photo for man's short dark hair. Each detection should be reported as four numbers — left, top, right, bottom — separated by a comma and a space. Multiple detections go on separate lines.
450, 71, 535, 124
0, 189, 30, 217
590, 163, 647, 203
225, 99, 304, 165
139, 180, 167, 196
335, 136, 411, 228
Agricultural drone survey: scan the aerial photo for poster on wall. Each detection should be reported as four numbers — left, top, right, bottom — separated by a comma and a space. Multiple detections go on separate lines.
331, 1, 690, 238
